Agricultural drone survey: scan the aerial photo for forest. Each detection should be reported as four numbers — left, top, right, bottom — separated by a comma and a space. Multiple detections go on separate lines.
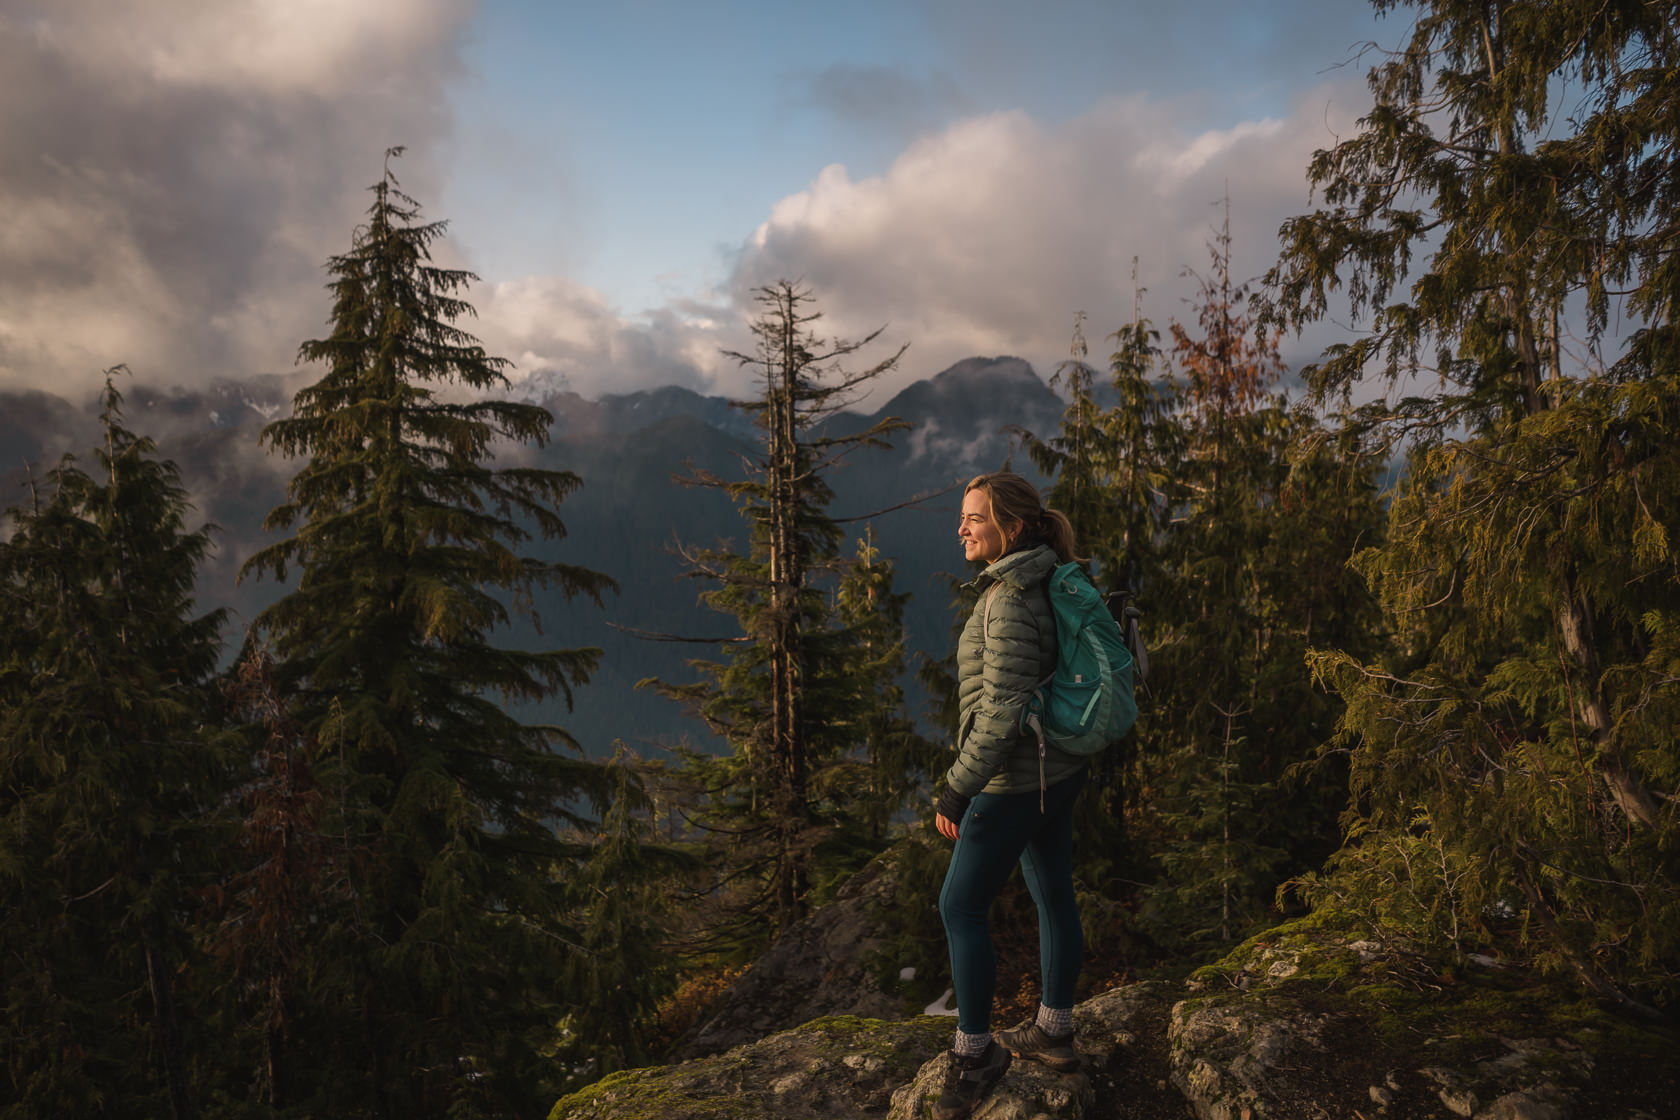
2, 1, 1676, 1117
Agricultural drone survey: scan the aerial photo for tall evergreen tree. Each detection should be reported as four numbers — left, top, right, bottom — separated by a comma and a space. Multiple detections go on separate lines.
1011, 290, 1176, 947
829, 528, 940, 847
0, 375, 228, 1120
554, 750, 700, 1089
238, 150, 616, 1115
647, 280, 909, 941
1137, 222, 1384, 953
207, 648, 334, 1115
1266, 0, 1680, 1011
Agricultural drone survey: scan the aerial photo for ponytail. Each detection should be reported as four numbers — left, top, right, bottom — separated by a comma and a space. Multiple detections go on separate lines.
1036, 508, 1079, 564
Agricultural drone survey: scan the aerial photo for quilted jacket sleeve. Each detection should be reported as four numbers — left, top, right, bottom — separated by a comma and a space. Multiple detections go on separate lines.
944, 583, 1044, 799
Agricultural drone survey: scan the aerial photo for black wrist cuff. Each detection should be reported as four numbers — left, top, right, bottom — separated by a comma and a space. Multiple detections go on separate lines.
936, 787, 971, 823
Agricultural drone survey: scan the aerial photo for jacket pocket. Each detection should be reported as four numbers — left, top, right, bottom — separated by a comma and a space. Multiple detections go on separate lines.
955, 709, 976, 754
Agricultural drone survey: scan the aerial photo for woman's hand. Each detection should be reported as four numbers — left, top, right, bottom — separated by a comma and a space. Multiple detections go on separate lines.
934, 788, 969, 841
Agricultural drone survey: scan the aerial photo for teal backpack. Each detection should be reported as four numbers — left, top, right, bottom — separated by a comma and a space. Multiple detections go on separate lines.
1023, 562, 1139, 759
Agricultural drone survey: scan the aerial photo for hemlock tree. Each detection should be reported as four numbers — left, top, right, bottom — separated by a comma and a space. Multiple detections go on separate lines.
1266, 0, 1680, 1010
207, 648, 333, 1115
1145, 227, 1297, 948
238, 151, 616, 1115
554, 749, 700, 1090
829, 529, 940, 847
1139, 229, 1384, 952
647, 280, 909, 940
0, 377, 228, 1120
1015, 295, 1175, 598
1012, 299, 1175, 947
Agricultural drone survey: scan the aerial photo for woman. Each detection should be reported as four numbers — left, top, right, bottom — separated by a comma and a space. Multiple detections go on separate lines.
932, 471, 1087, 1120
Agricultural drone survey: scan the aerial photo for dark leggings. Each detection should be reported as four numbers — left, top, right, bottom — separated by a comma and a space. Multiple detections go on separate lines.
938, 770, 1085, 1035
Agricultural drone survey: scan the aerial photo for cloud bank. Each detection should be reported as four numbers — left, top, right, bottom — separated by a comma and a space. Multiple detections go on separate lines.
476, 86, 1366, 407
704, 89, 1361, 401
1, 0, 1367, 411
0, 0, 470, 399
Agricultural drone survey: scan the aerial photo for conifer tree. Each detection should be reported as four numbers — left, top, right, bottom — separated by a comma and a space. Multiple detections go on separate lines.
1011, 292, 1175, 944
829, 529, 940, 847
0, 375, 228, 1120
554, 750, 699, 1089
1005, 218, 1385, 956
1266, 0, 1680, 1010
207, 648, 333, 1114
648, 280, 909, 941
1123, 227, 1294, 949
239, 150, 616, 1114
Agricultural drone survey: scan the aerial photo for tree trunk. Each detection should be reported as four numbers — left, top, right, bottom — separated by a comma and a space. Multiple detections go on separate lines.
142, 911, 196, 1120
1558, 588, 1661, 828
767, 297, 809, 930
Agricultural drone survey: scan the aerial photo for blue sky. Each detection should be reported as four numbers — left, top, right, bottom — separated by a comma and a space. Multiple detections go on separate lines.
445, 1, 1390, 318
0, 0, 1401, 404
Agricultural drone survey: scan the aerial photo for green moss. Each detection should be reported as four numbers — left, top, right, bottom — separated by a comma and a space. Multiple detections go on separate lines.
1187, 908, 1379, 989
547, 1014, 955, 1120
548, 1073, 758, 1120
1174, 908, 1680, 1104
803, 1014, 953, 1054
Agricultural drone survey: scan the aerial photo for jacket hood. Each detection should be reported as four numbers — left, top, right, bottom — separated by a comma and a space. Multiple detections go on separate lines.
974, 544, 1059, 591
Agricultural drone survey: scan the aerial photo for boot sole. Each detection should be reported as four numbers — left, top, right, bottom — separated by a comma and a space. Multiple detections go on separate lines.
1006, 1046, 1082, 1073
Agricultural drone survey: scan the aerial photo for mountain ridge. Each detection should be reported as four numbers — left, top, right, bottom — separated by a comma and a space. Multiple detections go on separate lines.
0, 356, 1070, 755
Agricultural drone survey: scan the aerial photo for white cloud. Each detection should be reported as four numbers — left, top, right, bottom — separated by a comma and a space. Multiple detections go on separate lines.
727, 87, 1364, 396
455, 85, 1367, 407
473, 276, 720, 401
0, 0, 1370, 414
15, 0, 464, 96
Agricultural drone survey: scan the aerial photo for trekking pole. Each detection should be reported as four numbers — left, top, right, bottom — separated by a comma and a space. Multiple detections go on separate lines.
1103, 590, 1152, 704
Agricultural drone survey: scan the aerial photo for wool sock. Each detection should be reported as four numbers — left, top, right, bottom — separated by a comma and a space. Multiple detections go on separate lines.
953, 1028, 992, 1058
1036, 1005, 1073, 1037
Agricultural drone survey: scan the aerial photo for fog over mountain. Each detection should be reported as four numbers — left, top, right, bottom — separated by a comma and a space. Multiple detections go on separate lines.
0, 356, 1068, 754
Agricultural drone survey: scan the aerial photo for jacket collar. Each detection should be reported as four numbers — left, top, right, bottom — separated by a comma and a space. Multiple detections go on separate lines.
971, 543, 1059, 591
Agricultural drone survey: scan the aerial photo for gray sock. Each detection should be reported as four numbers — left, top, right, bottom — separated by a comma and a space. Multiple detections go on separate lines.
1036, 1005, 1073, 1036
954, 1028, 992, 1057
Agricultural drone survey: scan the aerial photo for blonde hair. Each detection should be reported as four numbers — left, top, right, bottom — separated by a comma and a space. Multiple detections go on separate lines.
964, 472, 1079, 563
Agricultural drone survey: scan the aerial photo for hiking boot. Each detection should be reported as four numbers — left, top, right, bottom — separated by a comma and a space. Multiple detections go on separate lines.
932, 1040, 1011, 1119
996, 1019, 1082, 1072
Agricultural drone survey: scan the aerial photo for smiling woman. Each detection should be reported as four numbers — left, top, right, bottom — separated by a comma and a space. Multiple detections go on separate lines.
957, 485, 1011, 564
931, 470, 1087, 1119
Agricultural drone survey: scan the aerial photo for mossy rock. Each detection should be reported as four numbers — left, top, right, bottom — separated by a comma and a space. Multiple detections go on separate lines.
1170, 914, 1680, 1120
549, 1015, 954, 1120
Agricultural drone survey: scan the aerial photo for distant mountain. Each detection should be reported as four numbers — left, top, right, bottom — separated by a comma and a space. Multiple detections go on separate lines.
0, 356, 1069, 756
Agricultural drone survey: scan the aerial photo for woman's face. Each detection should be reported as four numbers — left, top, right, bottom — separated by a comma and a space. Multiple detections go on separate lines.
959, 487, 1014, 565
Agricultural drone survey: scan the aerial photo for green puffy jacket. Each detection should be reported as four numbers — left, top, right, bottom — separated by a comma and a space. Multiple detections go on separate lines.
944, 544, 1087, 799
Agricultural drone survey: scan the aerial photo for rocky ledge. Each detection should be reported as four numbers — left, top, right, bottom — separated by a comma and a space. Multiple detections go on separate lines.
551, 858, 1677, 1120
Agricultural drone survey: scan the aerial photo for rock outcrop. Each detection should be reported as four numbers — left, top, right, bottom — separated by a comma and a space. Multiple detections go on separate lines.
554, 857, 1679, 1119
670, 848, 916, 1060
549, 1016, 953, 1120
1158, 921, 1675, 1120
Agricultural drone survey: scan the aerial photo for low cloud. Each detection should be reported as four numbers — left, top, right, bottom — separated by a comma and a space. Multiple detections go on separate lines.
473, 276, 720, 400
